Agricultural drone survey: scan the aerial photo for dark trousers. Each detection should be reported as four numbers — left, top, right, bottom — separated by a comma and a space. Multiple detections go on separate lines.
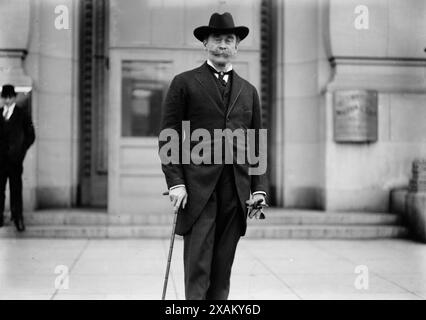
0, 161, 24, 220
183, 165, 244, 300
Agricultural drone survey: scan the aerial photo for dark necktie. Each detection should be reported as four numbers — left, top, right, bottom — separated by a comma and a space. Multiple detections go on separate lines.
207, 65, 232, 86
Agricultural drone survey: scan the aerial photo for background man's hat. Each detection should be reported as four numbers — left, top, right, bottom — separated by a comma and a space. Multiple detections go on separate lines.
1, 84, 17, 98
193, 12, 249, 42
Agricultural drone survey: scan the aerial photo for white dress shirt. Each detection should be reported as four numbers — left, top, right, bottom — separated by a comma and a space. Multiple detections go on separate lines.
207, 59, 232, 83
2, 102, 16, 121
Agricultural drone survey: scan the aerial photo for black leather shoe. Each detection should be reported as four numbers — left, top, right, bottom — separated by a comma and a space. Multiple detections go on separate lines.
0, 215, 3, 227
14, 218, 25, 232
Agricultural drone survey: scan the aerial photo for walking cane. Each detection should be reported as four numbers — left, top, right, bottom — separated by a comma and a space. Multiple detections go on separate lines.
161, 190, 180, 300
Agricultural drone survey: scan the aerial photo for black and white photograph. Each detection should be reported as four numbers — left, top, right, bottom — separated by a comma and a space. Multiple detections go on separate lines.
0, 0, 426, 306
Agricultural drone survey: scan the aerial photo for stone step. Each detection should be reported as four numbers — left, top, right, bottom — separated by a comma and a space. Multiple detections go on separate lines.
245, 225, 409, 239
0, 224, 409, 239
18, 209, 402, 226
248, 210, 401, 225
1, 209, 407, 239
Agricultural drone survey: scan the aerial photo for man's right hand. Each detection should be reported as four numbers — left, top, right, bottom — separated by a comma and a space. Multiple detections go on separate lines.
169, 186, 187, 214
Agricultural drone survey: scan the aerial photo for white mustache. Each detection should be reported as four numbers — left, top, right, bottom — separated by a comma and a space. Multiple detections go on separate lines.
212, 51, 231, 57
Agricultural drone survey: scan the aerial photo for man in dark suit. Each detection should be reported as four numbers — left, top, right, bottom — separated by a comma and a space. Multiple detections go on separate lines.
0, 84, 35, 232
159, 13, 268, 300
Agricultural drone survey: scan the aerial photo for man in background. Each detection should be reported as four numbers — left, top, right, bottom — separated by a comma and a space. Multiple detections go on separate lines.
0, 84, 35, 232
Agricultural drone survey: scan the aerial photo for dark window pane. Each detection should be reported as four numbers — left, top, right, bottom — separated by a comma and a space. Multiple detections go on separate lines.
121, 61, 172, 137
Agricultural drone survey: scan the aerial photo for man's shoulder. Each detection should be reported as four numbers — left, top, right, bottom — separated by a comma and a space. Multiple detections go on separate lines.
235, 73, 258, 93
173, 65, 204, 82
13, 104, 29, 114
11, 105, 33, 122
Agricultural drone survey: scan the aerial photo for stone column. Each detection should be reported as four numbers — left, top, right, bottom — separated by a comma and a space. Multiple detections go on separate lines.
0, 0, 32, 89
271, 0, 330, 208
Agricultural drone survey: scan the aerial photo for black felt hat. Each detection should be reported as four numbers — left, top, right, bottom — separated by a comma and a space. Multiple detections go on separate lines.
1, 84, 17, 98
193, 12, 249, 42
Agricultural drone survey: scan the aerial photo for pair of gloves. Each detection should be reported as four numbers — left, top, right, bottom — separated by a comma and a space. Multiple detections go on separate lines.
245, 197, 268, 220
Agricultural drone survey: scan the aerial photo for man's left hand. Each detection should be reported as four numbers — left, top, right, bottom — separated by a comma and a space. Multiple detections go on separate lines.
246, 193, 267, 219
252, 193, 266, 206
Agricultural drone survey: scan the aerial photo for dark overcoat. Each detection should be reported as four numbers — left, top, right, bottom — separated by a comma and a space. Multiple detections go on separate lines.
0, 105, 35, 165
159, 62, 267, 236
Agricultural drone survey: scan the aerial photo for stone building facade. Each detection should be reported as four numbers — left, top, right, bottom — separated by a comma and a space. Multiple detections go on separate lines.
0, 0, 425, 216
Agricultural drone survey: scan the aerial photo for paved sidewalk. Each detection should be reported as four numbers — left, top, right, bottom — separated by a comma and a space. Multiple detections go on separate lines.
0, 238, 425, 300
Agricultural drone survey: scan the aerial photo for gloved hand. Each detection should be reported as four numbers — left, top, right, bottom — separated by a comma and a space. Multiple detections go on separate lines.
169, 186, 187, 214
245, 194, 268, 219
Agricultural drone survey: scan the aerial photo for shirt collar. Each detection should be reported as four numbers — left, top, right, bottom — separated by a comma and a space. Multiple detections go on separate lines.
207, 59, 233, 73
3, 102, 16, 110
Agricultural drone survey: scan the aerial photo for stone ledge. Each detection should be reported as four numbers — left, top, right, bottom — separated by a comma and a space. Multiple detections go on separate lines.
391, 188, 426, 243
406, 192, 426, 243
390, 187, 409, 217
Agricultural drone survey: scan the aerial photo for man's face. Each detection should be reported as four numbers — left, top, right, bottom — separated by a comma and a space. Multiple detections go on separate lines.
204, 33, 239, 67
1, 96, 16, 107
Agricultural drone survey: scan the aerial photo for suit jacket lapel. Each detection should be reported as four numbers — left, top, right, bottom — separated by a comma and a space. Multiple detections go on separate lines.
226, 70, 244, 118
194, 62, 245, 118
7, 106, 17, 122
0, 106, 14, 122
194, 62, 225, 116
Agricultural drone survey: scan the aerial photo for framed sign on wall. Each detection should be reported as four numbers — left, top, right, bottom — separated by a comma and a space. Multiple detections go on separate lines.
333, 90, 378, 143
